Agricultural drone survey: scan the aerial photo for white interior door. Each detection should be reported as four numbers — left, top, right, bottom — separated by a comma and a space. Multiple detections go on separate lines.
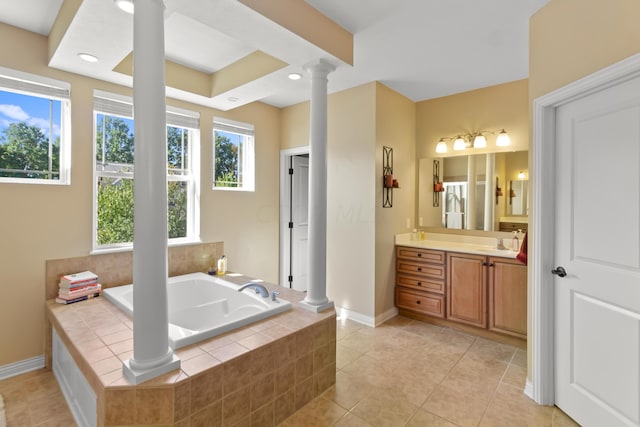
290, 155, 309, 291
554, 75, 640, 426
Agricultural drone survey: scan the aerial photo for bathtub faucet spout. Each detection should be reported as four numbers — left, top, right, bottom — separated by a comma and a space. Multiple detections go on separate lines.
238, 282, 269, 298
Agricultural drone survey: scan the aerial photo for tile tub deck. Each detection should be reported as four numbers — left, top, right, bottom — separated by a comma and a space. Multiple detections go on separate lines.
46, 275, 336, 426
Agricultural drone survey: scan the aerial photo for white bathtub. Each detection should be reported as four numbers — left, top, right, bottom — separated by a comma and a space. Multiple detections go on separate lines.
103, 272, 292, 349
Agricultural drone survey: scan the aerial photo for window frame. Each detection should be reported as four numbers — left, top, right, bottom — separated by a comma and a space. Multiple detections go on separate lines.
213, 117, 255, 192
0, 67, 71, 185
92, 91, 200, 252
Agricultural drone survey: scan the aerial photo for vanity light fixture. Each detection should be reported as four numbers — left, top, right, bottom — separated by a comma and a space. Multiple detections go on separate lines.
517, 170, 526, 179
287, 73, 302, 80
115, 0, 134, 14
435, 128, 510, 153
78, 53, 98, 63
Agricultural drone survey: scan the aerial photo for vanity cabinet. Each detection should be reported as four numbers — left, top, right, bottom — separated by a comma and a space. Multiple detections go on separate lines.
446, 252, 527, 338
395, 247, 446, 318
488, 257, 527, 338
395, 246, 527, 340
446, 253, 487, 328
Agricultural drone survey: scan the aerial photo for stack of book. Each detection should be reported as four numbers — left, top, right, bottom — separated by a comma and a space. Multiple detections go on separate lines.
56, 271, 102, 304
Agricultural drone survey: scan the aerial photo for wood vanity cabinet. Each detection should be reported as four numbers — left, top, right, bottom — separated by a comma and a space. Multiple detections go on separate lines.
446, 252, 527, 338
488, 256, 527, 338
446, 253, 488, 328
395, 246, 446, 318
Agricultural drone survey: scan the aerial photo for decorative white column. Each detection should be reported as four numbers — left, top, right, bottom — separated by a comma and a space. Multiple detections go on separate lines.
299, 59, 335, 313
123, 0, 180, 384
484, 153, 496, 231
466, 155, 477, 230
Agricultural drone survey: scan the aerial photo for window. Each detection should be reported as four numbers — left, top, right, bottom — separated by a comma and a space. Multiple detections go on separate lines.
0, 68, 70, 184
93, 92, 200, 249
213, 118, 254, 191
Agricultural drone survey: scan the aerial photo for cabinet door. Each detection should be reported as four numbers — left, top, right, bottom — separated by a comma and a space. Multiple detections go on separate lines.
447, 253, 487, 327
488, 257, 527, 338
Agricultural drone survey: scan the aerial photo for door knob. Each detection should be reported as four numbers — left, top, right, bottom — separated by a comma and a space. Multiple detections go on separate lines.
551, 266, 567, 277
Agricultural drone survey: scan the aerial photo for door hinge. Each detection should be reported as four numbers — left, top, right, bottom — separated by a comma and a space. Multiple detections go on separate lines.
288, 275, 293, 283
288, 221, 293, 229
288, 167, 294, 175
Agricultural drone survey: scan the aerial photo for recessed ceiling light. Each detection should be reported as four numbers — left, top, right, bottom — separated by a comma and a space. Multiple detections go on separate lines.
288, 73, 302, 81
227, 97, 239, 102
78, 53, 99, 63
115, 0, 134, 14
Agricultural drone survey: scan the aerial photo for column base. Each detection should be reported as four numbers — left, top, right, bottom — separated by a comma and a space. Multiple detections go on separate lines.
123, 354, 181, 385
299, 299, 335, 313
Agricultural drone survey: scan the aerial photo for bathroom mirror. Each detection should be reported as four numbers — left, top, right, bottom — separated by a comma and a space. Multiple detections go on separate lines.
418, 150, 528, 231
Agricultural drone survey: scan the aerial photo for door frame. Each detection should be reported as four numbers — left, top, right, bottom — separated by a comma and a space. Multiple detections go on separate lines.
279, 146, 310, 288
531, 52, 640, 405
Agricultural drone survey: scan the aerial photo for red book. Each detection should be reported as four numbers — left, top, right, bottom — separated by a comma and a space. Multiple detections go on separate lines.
59, 271, 98, 288
58, 284, 102, 298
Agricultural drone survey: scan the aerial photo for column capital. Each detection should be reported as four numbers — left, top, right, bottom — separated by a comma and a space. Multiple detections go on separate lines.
304, 59, 336, 78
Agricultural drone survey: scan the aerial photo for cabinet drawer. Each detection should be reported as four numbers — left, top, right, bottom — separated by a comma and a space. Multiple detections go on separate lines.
397, 260, 445, 280
396, 247, 445, 264
395, 288, 445, 318
397, 274, 445, 294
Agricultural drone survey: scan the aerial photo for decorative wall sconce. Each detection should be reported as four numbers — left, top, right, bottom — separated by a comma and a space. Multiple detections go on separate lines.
433, 160, 444, 207
495, 177, 503, 205
435, 129, 510, 154
509, 180, 516, 205
382, 146, 397, 208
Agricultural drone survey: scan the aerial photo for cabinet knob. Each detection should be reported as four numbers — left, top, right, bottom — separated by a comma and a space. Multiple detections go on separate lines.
417, 267, 422, 272
417, 282, 422, 286
417, 253, 422, 257
416, 300, 421, 304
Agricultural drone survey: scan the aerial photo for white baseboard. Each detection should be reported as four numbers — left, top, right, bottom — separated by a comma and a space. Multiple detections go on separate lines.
0, 355, 45, 380
375, 307, 399, 326
524, 379, 534, 400
335, 306, 399, 328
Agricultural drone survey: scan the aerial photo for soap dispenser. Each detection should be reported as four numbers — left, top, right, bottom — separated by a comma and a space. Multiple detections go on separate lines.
217, 255, 227, 276
512, 231, 520, 251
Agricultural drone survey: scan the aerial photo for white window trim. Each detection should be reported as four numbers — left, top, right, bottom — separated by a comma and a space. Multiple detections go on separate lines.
92, 91, 200, 251
213, 117, 255, 192
0, 67, 71, 185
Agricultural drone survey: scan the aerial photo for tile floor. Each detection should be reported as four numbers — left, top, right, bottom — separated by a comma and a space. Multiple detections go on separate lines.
0, 315, 580, 426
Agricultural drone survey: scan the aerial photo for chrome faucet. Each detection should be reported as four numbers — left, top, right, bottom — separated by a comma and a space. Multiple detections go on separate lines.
237, 282, 269, 298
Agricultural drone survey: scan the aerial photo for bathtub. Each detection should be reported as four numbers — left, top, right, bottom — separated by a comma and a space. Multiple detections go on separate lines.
103, 272, 292, 349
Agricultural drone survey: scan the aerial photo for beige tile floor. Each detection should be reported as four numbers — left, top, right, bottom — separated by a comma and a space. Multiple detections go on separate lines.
282, 316, 581, 427
0, 316, 581, 426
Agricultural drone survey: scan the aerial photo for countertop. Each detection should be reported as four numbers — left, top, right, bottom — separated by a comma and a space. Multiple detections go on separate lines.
395, 232, 520, 259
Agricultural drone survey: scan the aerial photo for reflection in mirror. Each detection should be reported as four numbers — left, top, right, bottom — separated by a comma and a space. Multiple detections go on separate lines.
509, 180, 529, 215
418, 151, 528, 232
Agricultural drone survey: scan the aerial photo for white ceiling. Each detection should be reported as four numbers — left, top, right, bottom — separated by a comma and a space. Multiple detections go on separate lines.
0, 0, 550, 110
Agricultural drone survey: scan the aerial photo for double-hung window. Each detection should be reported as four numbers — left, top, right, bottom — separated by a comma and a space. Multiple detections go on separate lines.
0, 67, 70, 184
213, 118, 255, 191
93, 91, 200, 250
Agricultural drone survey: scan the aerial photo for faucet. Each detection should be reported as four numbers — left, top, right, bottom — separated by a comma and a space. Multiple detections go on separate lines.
237, 282, 269, 298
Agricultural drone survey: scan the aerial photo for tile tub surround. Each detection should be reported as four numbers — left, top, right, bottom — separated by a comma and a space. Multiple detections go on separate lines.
46, 276, 336, 426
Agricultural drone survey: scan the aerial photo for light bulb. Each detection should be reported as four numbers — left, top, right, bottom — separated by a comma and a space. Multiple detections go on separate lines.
518, 171, 525, 179
453, 137, 466, 151
473, 134, 487, 148
496, 129, 511, 147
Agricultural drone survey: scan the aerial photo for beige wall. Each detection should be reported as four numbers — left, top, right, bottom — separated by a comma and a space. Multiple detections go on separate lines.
530, 0, 640, 100
280, 83, 378, 318
0, 23, 281, 366
374, 83, 416, 318
280, 82, 415, 320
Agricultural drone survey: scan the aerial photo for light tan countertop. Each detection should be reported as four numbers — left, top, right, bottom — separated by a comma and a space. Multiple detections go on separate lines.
395, 232, 520, 258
